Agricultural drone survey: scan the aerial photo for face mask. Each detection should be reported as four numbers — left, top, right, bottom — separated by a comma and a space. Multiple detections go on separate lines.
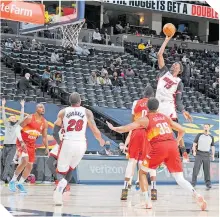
9, 121, 17, 126
105, 144, 110, 151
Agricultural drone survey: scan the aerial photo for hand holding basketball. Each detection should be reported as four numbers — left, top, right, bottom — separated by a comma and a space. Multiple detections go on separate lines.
163, 23, 176, 37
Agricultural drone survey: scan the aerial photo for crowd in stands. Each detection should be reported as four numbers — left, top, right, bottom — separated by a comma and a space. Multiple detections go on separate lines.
1, 32, 219, 114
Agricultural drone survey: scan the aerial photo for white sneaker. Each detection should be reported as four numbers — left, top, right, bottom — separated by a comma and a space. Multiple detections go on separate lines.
195, 194, 207, 211
53, 179, 67, 206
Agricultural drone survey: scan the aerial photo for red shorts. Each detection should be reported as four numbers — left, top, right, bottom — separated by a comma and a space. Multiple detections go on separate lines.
142, 140, 183, 173
16, 140, 36, 163
128, 128, 151, 161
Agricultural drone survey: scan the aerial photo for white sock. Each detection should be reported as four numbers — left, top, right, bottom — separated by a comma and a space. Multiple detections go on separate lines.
57, 178, 67, 190
151, 181, 156, 190
129, 176, 133, 185
18, 177, 26, 184
172, 172, 196, 195
11, 173, 18, 182
123, 181, 128, 189
143, 191, 149, 203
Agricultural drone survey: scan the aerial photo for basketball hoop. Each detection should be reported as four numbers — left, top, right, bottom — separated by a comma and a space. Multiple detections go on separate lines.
60, 19, 85, 48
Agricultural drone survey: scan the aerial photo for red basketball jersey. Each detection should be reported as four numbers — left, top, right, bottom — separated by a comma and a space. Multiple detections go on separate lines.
132, 98, 149, 121
146, 112, 175, 144
21, 114, 46, 144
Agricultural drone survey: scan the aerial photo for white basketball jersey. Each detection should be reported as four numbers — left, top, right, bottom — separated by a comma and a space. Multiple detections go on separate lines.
156, 71, 181, 103
62, 106, 87, 141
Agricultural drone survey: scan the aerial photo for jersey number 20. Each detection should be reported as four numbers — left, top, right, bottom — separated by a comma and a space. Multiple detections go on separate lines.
156, 122, 171, 135
67, 119, 84, 132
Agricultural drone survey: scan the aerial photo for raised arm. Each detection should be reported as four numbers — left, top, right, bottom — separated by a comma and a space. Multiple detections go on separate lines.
18, 100, 25, 123
42, 121, 49, 156
86, 109, 105, 146
53, 109, 65, 145
107, 117, 149, 134
1, 98, 8, 125
15, 115, 32, 146
157, 36, 173, 69
169, 118, 185, 144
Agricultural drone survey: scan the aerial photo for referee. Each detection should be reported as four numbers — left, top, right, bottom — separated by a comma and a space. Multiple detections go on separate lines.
192, 124, 215, 189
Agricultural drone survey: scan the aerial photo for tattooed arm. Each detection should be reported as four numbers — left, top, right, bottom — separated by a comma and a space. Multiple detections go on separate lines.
86, 109, 105, 146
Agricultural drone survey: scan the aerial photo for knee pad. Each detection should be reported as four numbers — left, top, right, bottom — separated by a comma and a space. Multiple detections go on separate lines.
125, 159, 137, 178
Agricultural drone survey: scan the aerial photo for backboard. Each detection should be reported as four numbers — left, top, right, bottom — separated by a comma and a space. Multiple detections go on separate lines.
20, 0, 85, 34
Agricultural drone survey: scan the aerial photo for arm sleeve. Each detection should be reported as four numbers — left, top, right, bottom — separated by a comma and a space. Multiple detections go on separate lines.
18, 106, 25, 124
210, 135, 215, 146
157, 66, 169, 78
194, 133, 201, 143
175, 81, 185, 112
2, 106, 8, 125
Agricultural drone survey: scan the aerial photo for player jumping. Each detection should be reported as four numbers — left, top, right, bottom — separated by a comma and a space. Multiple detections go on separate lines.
156, 35, 193, 162
53, 92, 105, 205
120, 86, 157, 201
107, 98, 207, 211
9, 104, 49, 193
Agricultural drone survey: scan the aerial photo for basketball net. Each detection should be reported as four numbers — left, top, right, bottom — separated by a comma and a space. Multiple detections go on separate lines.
60, 19, 85, 48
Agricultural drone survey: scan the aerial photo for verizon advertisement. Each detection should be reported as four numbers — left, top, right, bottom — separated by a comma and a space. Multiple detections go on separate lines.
77, 158, 219, 184
104, 0, 218, 20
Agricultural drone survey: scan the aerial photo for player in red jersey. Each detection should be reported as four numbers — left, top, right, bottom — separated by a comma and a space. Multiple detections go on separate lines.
120, 86, 157, 201
9, 104, 49, 193
107, 98, 207, 211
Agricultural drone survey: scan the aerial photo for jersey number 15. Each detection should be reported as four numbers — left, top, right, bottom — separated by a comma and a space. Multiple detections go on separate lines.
67, 119, 84, 132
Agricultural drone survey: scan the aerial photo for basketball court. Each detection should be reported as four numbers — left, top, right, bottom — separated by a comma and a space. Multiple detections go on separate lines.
1, 184, 219, 217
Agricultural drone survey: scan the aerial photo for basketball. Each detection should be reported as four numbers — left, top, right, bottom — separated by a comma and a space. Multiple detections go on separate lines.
163, 23, 176, 37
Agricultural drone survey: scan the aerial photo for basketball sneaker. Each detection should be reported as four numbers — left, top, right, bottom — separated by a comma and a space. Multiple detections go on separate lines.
120, 189, 128, 200
16, 183, 27, 193
182, 152, 189, 163
135, 182, 140, 191
157, 163, 166, 173
9, 181, 16, 192
195, 194, 207, 211
151, 189, 157, 201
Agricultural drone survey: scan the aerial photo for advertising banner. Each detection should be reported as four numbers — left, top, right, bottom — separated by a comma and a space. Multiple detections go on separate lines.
77, 158, 219, 184
0, 1, 45, 24
104, 0, 218, 20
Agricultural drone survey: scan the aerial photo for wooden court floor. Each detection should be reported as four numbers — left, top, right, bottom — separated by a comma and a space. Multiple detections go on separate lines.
0, 184, 219, 217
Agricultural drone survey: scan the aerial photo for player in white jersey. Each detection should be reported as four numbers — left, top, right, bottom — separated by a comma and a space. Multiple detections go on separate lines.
53, 92, 105, 205
156, 35, 192, 161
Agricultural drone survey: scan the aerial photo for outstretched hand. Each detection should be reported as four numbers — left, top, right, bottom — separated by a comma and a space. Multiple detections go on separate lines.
183, 111, 193, 122
106, 121, 115, 131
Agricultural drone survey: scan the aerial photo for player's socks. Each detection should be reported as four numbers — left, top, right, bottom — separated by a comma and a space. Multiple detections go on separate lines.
143, 191, 152, 209
151, 181, 157, 201
123, 181, 129, 189
53, 178, 67, 205
18, 177, 26, 184
128, 176, 133, 189
11, 173, 18, 182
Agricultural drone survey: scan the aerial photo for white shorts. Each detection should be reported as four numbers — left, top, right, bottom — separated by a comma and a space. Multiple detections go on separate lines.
50, 144, 59, 159
158, 101, 177, 119
57, 140, 86, 174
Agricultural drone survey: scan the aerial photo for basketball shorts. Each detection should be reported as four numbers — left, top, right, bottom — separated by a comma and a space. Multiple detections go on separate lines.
16, 140, 36, 163
57, 140, 87, 174
158, 101, 177, 120
141, 141, 183, 173
50, 144, 59, 159
128, 128, 150, 162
